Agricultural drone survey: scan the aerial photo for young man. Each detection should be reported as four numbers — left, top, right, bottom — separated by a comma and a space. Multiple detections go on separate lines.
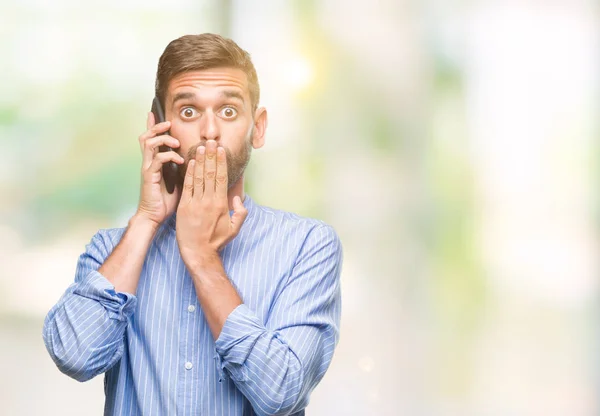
43, 34, 343, 416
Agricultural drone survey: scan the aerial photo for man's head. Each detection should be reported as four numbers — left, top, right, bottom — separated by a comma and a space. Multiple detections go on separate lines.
155, 33, 267, 189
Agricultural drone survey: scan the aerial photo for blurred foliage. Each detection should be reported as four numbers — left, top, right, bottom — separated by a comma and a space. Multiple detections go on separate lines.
1, 84, 147, 241
293, 0, 485, 381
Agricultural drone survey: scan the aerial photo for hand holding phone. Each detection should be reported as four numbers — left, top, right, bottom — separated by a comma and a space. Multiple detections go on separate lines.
151, 97, 180, 194
134, 100, 184, 226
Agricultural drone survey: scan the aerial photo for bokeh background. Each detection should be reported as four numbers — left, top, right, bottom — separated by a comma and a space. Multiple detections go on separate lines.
1, 0, 599, 415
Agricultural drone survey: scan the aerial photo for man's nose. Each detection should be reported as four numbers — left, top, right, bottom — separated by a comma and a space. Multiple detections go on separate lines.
200, 112, 220, 142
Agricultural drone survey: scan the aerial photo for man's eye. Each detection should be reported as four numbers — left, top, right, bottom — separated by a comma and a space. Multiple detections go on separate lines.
180, 107, 198, 118
219, 107, 237, 119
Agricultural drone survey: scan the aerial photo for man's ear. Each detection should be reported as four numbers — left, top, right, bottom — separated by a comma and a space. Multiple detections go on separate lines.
251, 107, 268, 149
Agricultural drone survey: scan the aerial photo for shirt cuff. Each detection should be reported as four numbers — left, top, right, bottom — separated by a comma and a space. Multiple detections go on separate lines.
214, 303, 265, 382
72, 270, 137, 322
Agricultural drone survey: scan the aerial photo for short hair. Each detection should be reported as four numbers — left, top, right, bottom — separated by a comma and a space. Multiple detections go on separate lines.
155, 33, 260, 111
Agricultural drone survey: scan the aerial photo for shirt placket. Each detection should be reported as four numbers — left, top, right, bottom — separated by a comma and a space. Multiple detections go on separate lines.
178, 270, 201, 415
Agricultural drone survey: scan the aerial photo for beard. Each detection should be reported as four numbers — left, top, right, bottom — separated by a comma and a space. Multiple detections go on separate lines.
178, 129, 253, 190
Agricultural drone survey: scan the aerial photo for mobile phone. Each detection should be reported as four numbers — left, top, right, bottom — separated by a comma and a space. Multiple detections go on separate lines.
151, 96, 179, 194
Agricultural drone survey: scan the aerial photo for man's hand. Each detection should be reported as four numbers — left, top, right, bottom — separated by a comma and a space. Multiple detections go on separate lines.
136, 112, 184, 227
176, 140, 248, 269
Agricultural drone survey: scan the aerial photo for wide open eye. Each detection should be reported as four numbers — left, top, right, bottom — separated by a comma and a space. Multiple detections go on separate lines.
219, 106, 238, 119
180, 107, 198, 119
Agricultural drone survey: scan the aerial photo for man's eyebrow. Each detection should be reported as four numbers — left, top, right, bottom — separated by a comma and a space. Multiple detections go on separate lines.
171, 92, 196, 105
221, 90, 244, 102
171, 90, 244, 105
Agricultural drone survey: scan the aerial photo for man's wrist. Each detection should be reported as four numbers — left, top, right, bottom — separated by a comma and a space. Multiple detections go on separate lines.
187, 249, 220, 269
129, 213, 161, 235
185, 249, 224, 280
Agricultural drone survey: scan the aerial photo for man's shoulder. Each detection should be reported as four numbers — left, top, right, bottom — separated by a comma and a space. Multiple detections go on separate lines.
252, 199, 338, 240
251, 201, 343, 272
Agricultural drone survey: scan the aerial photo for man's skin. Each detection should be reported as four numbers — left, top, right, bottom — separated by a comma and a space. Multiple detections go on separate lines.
98, 67, 268, 340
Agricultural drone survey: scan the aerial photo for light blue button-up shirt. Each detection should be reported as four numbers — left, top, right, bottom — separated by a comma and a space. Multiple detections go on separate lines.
43, 195, 342, 415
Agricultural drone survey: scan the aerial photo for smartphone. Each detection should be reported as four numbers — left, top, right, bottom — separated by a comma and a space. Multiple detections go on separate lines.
151, 97, 180, 194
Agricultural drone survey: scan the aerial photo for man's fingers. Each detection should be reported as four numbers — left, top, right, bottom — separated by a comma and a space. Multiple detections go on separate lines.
150, 121, 171, 135
230, 196, 248, 235
144, 135, 180, 154
139, 121, 171, 141
193, 146, 206, 198
145, 151, 184, 179
181, 159, 195, 203
138, 121, 171, 149
215, 146, 228, 197
146, 111, 154, 130
142, 135, 180, 170
203, 140, 217, 198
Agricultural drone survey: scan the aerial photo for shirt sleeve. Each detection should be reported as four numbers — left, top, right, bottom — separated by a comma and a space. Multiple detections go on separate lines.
214, 224, 343, 416
42, 229, 136, 382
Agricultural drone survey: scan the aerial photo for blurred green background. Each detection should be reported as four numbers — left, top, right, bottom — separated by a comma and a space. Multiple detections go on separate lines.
0, 0, 598, 415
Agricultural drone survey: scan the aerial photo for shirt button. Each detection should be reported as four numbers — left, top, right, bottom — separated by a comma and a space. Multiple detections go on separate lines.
187, 305, 196, 313
185, 362, 193, 370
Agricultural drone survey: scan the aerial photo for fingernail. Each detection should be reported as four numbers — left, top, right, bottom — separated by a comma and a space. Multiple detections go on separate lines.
198, 146, 205, 154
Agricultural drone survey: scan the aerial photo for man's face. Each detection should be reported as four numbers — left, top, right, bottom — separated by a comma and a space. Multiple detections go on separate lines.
165, 67, 261, 189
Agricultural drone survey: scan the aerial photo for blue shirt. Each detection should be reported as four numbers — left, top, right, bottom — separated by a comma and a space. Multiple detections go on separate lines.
43, 195, 342, 415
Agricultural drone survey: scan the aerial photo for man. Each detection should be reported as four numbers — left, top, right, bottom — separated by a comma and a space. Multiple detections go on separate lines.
43, 33, 342, 416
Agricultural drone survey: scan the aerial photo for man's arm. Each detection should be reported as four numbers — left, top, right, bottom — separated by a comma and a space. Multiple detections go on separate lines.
42, 221, 147, 382
188, 250, 243, 340
176, 141, 343, 414
99, 214, 158, 294
193, 225, 343, 416
43, 113, 183, 381
175, 142, 249, 339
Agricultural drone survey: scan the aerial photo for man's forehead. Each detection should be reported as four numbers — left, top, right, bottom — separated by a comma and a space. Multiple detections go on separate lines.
167, 68, 249, 101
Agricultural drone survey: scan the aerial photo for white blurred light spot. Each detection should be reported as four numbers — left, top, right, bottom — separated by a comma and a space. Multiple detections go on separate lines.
358, 356, 375, 373
367, 387, 380, 403
283, 57, 314, 90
